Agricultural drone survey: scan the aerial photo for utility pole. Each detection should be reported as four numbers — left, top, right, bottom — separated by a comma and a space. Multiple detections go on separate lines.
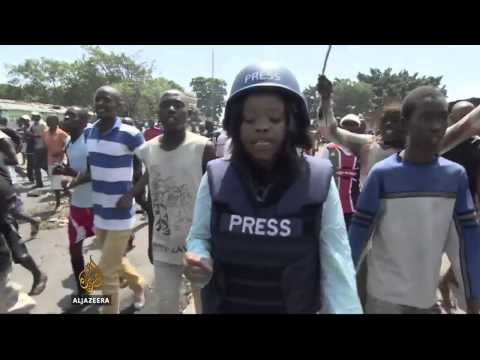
211, 48, 215, 125
212, 48, 215, 78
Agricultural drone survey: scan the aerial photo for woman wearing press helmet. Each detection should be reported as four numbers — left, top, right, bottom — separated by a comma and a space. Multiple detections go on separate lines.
184, 63, 362, 314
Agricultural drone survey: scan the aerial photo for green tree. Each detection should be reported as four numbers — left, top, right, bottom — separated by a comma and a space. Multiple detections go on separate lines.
62, 45, 154, 108
130, 77, 184, 120
5, 45, 156, 113
333, 79, 374, 118
0, 84, 24, 100
190, 77, 227, 123
7, 58, 71, 103
357, 68, 447, 110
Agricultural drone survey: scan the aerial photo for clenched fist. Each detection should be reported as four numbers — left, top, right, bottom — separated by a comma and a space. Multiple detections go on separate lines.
317, 75, 333, 100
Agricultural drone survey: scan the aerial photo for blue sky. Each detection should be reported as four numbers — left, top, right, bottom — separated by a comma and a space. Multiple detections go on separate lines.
1, 45, 479, 101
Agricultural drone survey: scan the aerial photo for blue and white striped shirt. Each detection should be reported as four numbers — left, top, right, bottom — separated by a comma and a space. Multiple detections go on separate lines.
86, 117, 145, 230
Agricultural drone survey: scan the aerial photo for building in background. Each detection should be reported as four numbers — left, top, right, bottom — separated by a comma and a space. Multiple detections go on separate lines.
0, 99, 67, 128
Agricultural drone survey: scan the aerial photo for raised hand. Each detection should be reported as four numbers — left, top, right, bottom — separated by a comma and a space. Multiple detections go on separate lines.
317, 75, 333, 100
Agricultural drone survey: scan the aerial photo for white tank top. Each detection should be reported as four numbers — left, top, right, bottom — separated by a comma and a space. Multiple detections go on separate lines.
136, 131, 209, 265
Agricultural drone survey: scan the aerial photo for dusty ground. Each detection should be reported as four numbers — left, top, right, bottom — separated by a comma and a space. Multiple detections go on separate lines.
8, 172, 196, 315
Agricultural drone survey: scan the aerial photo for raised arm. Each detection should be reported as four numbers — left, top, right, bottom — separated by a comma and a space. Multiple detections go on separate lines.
317, 75, 372, 157
440, 105, 480, 154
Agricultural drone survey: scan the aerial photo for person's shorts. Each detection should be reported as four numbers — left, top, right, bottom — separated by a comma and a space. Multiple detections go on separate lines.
48, 164, 63, 190
365, 295, 441, 314
68, 206, 95, 247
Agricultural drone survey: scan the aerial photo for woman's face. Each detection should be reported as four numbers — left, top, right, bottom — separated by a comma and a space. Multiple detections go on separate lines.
240, 93, 288, 168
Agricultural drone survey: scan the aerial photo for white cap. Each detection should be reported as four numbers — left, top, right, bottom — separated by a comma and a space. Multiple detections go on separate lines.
21, 115, 31, 121
340, 114, 361, 127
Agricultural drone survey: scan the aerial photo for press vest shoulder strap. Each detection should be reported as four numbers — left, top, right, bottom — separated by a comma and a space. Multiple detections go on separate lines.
301, 155, 333, 203
208, 157, 333, 210
207, 158, 238, 203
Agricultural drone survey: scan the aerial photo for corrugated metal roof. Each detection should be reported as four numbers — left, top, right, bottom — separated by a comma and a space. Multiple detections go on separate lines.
0, 98, 67, 113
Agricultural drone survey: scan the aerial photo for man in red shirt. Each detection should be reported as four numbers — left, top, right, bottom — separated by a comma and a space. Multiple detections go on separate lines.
319, 114, 364, 229
143, 120, 162, 142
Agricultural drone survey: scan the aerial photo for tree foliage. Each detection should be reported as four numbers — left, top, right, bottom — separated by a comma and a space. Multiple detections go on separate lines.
190, 77, 227, 123
357, 68, 447, 110
3, 46, 182, 120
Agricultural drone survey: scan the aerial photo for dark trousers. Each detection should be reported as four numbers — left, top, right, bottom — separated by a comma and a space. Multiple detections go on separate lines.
26, 153, 35, 183
1, 214, 28, 265
344, 213, 353, 230
2, 213, 43, 285
365, 295, 441, 314
33, 149, 47, 187
0, 222, 13, 274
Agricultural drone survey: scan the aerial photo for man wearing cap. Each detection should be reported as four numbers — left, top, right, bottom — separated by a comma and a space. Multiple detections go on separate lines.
18, 115, 35, 183
319, 114, 363, 229
28, 112, 48, 188
317, 76, 480, 188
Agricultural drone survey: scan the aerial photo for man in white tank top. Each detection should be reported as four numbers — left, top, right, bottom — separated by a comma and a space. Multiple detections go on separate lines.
123, 90, 216, 313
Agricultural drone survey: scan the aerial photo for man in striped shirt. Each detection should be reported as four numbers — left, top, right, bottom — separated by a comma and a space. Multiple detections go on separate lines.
71, 86, 146, 314
319, 114, 362, 229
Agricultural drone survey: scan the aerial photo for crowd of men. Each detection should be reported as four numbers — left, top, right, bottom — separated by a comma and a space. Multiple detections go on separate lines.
0, 67, 479, 314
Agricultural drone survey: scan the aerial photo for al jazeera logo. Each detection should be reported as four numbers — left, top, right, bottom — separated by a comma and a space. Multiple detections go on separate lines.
71, 256, 111, 306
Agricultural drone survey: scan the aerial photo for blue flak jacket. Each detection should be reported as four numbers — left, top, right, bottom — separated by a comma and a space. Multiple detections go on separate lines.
203, 156, 332, 314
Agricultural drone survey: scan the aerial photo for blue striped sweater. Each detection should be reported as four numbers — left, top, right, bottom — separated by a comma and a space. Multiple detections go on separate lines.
349, 153, 480, 308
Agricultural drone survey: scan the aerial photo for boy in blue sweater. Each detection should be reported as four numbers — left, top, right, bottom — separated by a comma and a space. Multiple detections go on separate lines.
349, 86, 480, 314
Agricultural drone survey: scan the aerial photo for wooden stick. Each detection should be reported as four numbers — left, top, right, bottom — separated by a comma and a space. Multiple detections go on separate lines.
322, 45, 333, 75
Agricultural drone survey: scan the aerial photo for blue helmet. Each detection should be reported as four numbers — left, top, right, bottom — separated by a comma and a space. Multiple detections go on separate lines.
223, 62, 310, 131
